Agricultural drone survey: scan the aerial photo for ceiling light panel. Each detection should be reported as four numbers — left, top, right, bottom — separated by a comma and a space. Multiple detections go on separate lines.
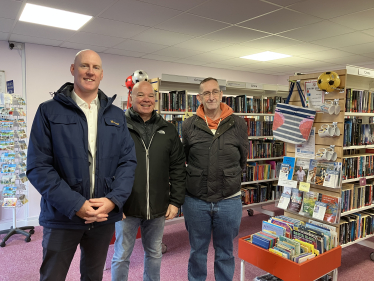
241, 51, 291, 61
19, 3, 92, 30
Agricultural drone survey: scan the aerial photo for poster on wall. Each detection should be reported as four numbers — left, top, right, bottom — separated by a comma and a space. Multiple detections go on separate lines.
305, 80, 324, 111
0, 71, 5, 93
295, 127, 315, 159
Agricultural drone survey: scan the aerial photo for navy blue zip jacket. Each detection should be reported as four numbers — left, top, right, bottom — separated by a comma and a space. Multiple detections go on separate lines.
27, 82, 137, 229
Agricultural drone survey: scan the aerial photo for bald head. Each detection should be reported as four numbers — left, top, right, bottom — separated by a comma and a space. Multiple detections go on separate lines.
70, 49, 103, 97
132, 81, 154, 96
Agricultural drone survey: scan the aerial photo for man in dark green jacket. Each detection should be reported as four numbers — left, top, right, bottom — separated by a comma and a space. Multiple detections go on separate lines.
111, 81, 186, 281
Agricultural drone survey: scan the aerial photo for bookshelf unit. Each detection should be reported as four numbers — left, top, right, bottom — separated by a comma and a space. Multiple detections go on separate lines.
279, 65, 374, 279
156, 74, 289, 216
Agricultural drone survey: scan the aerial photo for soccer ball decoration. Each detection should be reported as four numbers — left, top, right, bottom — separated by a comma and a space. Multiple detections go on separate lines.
125, 75, 134, 92
132, 70, 148, 84
317, 71, 341, 92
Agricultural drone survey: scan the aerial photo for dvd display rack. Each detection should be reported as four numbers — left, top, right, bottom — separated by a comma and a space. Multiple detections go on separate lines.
0, 95, 34, 247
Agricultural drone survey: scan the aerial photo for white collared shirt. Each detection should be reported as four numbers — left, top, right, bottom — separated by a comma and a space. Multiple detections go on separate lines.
71, 90, 100, 197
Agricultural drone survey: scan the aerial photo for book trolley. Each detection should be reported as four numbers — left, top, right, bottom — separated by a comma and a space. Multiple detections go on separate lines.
238, 65, 374, 280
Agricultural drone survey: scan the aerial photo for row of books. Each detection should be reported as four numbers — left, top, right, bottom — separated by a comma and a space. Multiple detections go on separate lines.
280, 157, 342, 188
342, 155, 374, 180
278, 188, 341, 224
339, 209, 374, 245
343, 117, 374, 147
248, 140, 285, 159
244, 117, 274, 136
241, 182, 282, 205
341, 183, 374, 213
345, 89, 374, 113
222, 95, 286, 114
249, 215, 337, 260
242, 161, 280, 182
160, 91, 187, 112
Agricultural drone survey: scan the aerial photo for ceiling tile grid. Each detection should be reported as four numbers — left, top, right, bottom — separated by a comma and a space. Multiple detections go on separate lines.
2, 0, 374, 76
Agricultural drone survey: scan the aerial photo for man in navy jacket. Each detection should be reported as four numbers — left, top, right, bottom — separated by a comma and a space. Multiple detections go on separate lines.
27, 50, 137, 281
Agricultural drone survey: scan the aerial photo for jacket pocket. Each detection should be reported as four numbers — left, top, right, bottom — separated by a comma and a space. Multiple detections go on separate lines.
186, 164, 204, 196
65, 178, 83, 193
104, 176, 114, 195
49, 114, 77, 125
104, 117, 123, 127
222, 166, 242, 197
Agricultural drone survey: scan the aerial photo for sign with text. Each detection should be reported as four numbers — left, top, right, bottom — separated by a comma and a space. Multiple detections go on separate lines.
358, 68, 374, 78
6, 80, 14, 94
299, 182, 310, 192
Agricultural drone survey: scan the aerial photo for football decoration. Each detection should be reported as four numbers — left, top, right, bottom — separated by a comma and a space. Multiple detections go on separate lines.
317, 71, 341, 92
132, 70, 148, 84
125, 75, 134, 92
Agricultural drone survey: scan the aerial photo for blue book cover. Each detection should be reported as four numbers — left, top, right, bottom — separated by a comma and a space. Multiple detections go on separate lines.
262, 221, 285, 237
252, 234, 270, 250
283, 156, 296, 180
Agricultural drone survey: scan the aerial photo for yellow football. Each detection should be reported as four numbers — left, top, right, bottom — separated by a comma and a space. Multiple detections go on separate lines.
317, 71, 341, 92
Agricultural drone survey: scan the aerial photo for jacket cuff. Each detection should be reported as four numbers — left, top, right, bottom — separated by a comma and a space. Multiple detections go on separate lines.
69, 197, 86, 220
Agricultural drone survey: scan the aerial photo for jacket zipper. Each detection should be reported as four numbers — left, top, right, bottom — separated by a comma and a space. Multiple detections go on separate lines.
140, 134, 155, 220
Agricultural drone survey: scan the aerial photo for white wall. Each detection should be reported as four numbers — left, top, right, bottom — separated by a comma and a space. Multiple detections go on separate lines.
1, 41, 289, 229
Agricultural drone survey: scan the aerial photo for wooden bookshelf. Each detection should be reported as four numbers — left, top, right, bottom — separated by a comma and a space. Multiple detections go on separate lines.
343, 144, 374, 150
241, 178, 277, 185
247, 156, 283, 161
344, 112, 374, 116
341, 204, 374, 216
342, 175, 374, 183
341, 233, 374, 249
342, 153, 374, 158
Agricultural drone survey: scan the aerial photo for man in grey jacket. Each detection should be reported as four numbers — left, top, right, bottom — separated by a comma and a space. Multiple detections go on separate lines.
182, 77, 248, 281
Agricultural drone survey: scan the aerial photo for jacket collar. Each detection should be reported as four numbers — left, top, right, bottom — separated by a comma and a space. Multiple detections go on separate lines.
53, 82, 116, 111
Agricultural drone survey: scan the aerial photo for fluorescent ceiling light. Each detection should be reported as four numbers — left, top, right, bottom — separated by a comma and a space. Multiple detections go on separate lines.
240, 51, 291, 61
19, 3, 92, 31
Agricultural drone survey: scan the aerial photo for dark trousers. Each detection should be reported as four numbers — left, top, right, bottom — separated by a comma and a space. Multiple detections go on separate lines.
40, 223, 115, 281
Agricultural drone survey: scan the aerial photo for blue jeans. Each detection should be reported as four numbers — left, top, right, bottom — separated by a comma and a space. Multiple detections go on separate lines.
111, 216, 165, 281
183, 195, 242, 281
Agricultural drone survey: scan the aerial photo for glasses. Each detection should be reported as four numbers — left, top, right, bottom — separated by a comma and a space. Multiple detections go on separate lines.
200, 89, 221, 98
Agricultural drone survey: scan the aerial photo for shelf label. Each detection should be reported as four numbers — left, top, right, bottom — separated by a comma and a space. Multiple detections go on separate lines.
187, 76, 204, 84
246, 82, 263, 90
358, 68, 374, 78
360, 177, 367, 186
299, 182, 310, 192
227, 81, 246, 88
278, 178, 297, 188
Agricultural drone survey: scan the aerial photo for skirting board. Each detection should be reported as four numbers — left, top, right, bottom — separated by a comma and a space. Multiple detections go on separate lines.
0, 216, 39, 231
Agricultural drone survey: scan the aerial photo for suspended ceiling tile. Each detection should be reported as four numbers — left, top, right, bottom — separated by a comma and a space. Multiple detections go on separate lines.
81, 18, 149, 39
269, 56, 315, 66
0, 31, 9, 41
114, 39, 169, 53
174, 38, 232, 52
323, 54, 372, 65
288, 0, 374, 19
211, 45, 266, 57
141, 54, 177, 62
67, 32, 125, 48
0, 17, 15, 33
262, 0, 307, 7
278, 21, 355, 42
151, 47, 203, 58
311, 32, 374, 48
362, 28, 374, 37
100, 0, 181, 27
299, 50, 354, 60
131, 29, 194, 45
9, 33, 63, 46
201, 62, 236, 69
272, 43, 330, 56
331, 9, 374, 31
184, 53, 235, 63
139, 0, 208, 11
13, 22, 76, 41
0, 0, 23, 19
241, 35, 300, 51
213, 58, 259, 67
201, 26, 269, 44
103, 48, 147, 57
337, 42, 374, 54
173, 58, 206, 65
60, 42, 108, 52
156, 13, 230, 36
28, 0, 118, 16
187, 0, 280, 24
363, 52, 374, 59
238, 9, 322, 34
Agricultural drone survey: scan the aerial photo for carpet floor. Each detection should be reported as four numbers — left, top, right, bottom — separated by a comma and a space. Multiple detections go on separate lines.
0, 204, 373, 280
